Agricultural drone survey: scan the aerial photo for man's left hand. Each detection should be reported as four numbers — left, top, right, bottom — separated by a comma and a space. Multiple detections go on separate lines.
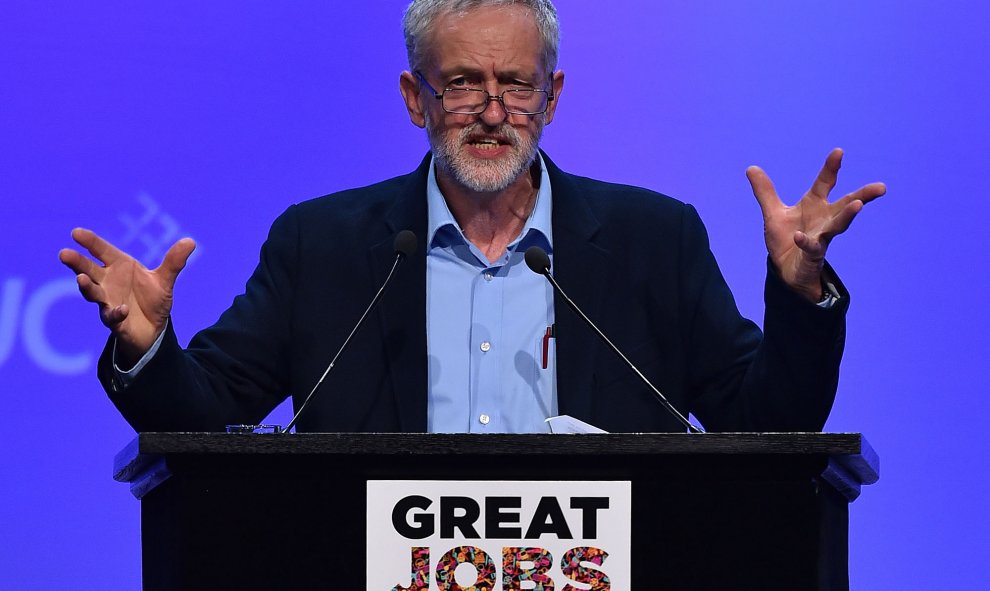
747, 148, 886, 302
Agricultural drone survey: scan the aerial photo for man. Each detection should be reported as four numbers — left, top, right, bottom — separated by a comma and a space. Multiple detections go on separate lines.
58, 0, 884, 434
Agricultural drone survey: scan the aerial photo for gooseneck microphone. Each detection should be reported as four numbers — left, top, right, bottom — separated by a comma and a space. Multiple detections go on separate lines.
524, 246, 704, 434
280, 230, 418, 434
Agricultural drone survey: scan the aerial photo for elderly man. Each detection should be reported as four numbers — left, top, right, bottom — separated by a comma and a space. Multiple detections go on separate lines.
58, 0, 883, 433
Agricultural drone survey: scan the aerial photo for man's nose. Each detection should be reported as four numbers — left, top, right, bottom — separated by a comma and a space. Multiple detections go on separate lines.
479, 94, 509, 126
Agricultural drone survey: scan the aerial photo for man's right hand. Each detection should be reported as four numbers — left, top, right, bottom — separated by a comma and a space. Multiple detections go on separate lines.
59, 228, 196, 367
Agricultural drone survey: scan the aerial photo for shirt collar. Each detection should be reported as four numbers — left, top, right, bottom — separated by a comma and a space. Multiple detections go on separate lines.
426, 153, 553, 252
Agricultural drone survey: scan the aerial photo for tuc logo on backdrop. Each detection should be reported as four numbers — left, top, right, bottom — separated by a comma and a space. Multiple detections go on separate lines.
0, 194, 198, 375
367, 480, 631, 591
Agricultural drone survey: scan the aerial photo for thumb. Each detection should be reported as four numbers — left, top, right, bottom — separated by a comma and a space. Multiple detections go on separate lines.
156, 238, 197, 286
745, 165, 781, 218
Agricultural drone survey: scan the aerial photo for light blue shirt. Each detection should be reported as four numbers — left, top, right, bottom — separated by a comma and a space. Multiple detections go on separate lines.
426, 155, 557, 433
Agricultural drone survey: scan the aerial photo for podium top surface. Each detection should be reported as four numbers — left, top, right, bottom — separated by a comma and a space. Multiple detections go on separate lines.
114, 432, 879, 490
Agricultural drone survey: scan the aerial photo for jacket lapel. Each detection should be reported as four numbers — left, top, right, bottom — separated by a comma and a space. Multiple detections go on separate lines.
543, 154, 611, 424
373, 155, 431, 432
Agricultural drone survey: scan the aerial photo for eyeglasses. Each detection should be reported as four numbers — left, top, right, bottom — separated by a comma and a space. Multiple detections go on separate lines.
415, 72, 553, 116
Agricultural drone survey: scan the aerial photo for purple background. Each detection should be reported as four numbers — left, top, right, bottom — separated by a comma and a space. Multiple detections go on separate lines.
2, 1, 987, 587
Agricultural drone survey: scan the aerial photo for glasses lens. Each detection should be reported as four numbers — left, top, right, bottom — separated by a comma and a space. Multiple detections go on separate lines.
442, 89, 486, 114
503, 90, 548, 115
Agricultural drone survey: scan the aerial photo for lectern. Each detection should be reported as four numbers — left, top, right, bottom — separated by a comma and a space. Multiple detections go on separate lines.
114, 432, 878, 590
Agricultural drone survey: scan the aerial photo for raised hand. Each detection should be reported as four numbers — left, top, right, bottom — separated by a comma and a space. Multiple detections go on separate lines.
746, 148, 886, 302
58, 228, 196, 366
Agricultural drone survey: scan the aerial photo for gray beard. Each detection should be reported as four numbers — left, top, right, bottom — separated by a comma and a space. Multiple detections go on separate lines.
426, 113, 543, 193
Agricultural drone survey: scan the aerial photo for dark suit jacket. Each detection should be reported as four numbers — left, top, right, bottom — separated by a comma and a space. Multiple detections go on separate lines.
101, 152, 848, 433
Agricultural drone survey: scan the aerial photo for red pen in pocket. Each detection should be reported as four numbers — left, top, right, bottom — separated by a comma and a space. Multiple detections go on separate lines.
542, 325, 555, 369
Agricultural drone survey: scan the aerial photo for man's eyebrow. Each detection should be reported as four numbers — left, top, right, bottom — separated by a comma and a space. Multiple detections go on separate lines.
497, 69, 539, 83
435, 67, 541, 86
437, 66, 485, 79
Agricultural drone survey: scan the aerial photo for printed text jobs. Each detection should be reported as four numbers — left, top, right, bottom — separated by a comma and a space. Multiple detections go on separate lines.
388, 494, 613, 591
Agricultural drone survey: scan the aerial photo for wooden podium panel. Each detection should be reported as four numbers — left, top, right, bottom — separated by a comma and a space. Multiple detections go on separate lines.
114, 432, 878, 590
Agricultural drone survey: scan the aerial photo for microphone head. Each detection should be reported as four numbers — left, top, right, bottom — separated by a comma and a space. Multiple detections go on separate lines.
393, 230, 418, 259
524, 246, 551, 274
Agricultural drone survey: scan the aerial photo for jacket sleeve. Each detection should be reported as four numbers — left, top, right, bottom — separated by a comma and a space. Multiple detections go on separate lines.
680, 205, 848, 432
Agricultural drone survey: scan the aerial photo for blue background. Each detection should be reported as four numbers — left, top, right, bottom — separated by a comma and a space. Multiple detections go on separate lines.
1, 1, 987, 587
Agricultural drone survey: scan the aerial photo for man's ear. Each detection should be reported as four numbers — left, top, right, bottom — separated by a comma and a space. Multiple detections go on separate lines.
400, 71, 426, 128
543, 70, 565, 125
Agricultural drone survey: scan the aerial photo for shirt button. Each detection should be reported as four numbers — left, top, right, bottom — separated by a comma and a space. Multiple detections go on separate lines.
479, 414, 491, 425
483, 271, 494, 282
480, 341, 492, 352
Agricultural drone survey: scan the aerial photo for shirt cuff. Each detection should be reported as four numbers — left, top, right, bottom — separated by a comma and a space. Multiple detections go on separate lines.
112, 319, 169, 390
817, 280, 841, 309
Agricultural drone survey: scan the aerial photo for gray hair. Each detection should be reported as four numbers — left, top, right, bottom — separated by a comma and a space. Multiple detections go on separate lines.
402, 0, 560, 75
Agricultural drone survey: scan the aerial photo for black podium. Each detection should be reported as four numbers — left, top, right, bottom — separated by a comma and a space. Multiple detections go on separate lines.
114, 432, 878, 590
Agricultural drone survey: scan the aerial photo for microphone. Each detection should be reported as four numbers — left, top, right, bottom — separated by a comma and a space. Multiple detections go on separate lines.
524, 246, 704, 434
280, 230, 418, 434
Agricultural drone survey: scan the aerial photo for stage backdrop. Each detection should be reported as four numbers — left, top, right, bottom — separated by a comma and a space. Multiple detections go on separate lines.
1, 1, 986, 587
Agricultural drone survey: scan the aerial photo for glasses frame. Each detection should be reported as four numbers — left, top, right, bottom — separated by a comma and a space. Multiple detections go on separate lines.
415, 71, 554, 116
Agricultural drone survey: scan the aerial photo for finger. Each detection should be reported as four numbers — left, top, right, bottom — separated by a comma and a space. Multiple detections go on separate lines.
155, 238, 197, 286
71, 227, 128, 266
834, 182, 886, 208
78, 275, 130, 329
75, 273, 108, 305
793, 231, 825, 258
821, 199, 865, 240
59, 247, 106, 282
745, 165, 782, 217
808, 148, 843, 200
103, 303, 130, 328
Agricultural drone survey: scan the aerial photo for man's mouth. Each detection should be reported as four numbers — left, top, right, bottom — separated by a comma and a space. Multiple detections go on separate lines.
466, 136, 510, 150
